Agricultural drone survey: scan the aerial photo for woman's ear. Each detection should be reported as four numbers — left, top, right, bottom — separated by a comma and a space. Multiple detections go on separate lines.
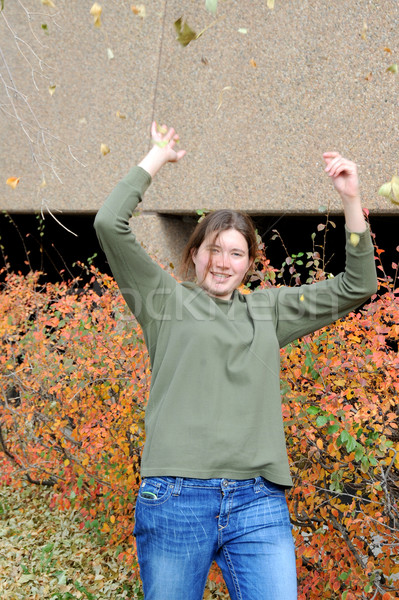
191, 247, 198, 265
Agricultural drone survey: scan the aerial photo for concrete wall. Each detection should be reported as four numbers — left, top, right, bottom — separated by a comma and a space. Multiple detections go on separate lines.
1, 1, 398, 264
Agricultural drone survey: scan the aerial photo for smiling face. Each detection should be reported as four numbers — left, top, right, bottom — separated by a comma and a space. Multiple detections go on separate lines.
192, 228, 252, 300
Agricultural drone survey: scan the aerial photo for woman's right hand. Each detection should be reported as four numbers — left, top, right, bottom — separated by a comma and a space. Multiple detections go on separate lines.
139, 122, 186, 177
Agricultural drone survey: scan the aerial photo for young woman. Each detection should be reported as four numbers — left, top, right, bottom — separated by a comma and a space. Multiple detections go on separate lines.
94, 122, 377, 600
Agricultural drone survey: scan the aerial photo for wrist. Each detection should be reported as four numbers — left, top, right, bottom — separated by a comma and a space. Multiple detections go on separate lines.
138, 145, 168, 178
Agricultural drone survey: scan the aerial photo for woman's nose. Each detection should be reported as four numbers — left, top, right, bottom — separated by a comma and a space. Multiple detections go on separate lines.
215, 252, 230, 269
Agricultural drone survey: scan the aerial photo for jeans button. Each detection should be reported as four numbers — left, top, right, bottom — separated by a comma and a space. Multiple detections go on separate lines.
222, 479, 229, 488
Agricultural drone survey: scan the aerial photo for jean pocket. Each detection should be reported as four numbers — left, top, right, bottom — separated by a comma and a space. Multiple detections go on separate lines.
137, 477, 173, 505
259, 478, 286, 496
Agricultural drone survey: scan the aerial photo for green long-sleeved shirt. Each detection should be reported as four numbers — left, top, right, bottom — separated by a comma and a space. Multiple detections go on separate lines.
94, 166, 377, 486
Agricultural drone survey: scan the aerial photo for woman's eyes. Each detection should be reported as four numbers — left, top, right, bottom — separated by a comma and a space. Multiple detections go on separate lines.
209, 248, 244, 258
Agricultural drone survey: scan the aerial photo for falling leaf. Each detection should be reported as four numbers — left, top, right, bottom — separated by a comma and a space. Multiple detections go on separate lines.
116, 110, 126, 119
383, 47, 392, 53
216, 86, 231, 111
361, 21, 367, 40
49, 85, 56, 96
79, 117, 87, 124
350, 233, 360, 247
41, 0, 55, 6
267, 0, 275, 8
174, 17, 197, 47
238, 28, 248, 34
205, 0, 217, 15
101, 143, 110, 156
300, 294, 305, 302
6, 177, 20, 189
201, 56, 209, 65
365, 72, 372, 81
378, 175, 399, 205
107, 48, 114, 60
40, 179, 47, 188
41, 23, 49, 33
386, 63, 398, 74
250, 58, 257, 67
131, 4, 146, 17
90, 3, 102, 27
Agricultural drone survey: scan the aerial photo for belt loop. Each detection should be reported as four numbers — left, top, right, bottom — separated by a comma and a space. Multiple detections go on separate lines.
172, 477, 183, 496
254, 476, 263, 493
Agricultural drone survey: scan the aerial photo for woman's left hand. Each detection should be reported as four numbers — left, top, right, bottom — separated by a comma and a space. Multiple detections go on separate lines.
323, 152, 360, 201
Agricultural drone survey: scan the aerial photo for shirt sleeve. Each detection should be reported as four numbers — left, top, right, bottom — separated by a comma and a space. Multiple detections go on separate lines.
272, 226, 378, 347
94, 166, 178, 328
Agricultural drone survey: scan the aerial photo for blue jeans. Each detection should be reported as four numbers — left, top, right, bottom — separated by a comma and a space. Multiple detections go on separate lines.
134, 476, 297, 600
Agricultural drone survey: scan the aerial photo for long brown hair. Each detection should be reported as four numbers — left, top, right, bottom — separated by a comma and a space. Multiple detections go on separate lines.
180, 209, 258, 282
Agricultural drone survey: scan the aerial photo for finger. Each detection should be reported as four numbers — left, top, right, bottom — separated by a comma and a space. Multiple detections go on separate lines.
323, 151, 340, 159
325, 156, 352, 176
165, 127, 176, 142
175, 149, 186, 161
329, 160, 356, 179
151, 121, 158, 138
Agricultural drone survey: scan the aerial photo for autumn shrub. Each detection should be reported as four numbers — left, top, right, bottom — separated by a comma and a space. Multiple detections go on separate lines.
0, 224, 398, 599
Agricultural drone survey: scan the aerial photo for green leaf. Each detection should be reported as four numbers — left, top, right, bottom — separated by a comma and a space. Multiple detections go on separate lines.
174, 17, 197, 47
205, 0, 217, 14
307, 406, 320, 415
386, 63, 398, 74
0, 0, 4, 12
316, 415, 328, 427
355, 446, 364, 461
346, 435, 357, 452
327, 423, 340, 434
339, 430, 350, 443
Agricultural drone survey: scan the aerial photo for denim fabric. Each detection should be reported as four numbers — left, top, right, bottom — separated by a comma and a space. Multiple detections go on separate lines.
134, 476, 297, 600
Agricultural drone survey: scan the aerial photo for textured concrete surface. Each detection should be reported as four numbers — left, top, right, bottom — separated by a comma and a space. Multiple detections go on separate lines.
1, 0, 399, 223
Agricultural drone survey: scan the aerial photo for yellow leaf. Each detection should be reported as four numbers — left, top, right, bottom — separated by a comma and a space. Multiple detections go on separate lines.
82, 457, 89, 466
131, 4, 146, 17
361, 21, 367, 40
64, 459, 70, 466
316, 438, 323, 450
216, 86, 232, 112
267, 0, 275, 8
116, 110, 126, 119
391, 175, 399, 201
350, 233, 360, 247
300, 294, 304, 302
110, 515, 115, 523
90, 3, 102, 27
49, 85, 56, 96
101, 143, 110, 156
41, 0, 55, 6
386, 63, 398, 74
101, 522, 110, 532
40, 179, 47, 188
250, 58, 257, 67
174, 17, 197, 47
6, 177, 20, 189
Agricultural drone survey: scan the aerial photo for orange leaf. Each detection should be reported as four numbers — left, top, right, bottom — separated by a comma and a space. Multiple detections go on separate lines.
6, 177, 20, 189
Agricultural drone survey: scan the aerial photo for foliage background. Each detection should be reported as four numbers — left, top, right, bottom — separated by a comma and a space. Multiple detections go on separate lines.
0, 221, 398, 599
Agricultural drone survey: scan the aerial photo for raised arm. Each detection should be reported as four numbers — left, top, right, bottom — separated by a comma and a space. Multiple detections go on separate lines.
94, 123, 186, 329
323, 152, 366, 233
270, 152, 377, 347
